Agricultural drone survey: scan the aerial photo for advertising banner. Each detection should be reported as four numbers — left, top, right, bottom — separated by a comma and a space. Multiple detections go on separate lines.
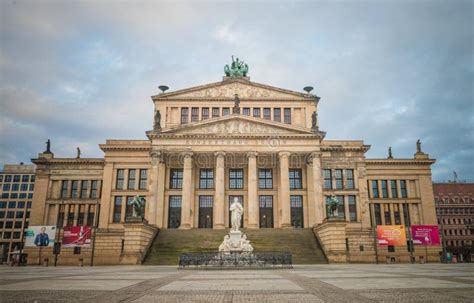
411, 225, 441, 246
62, 226, 92, 247
377, 225, 407, 246
25, 226, 56, 247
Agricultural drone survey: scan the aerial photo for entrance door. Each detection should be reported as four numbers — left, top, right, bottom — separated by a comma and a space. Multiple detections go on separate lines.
229, 196, 244, 228
199, 196, 213, 228
290, 195, 304, 228
259, 195, 274, 228
168, 196, 182, 228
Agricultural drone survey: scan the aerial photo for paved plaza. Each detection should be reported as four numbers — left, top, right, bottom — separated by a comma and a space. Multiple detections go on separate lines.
0, 264, 473, 302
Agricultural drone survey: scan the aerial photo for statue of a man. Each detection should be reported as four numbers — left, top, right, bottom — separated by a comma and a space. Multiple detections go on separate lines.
233, 94, 240, 114
388, 146, 393, 159
416, 139, 422, 153
45, 139, 51, 153
229, 198, 243, 232
311, 111, 318, 130
76, 147, 81, 159
154, 110, 161, 131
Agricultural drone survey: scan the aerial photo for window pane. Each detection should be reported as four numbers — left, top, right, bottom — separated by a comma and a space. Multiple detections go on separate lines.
181, 107, 189, 124
274, 108, 281, 122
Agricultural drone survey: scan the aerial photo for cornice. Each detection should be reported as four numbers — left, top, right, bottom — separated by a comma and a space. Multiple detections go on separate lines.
32, 158, 105, 165
146, 132, 325, 140
321, 145, 371, 153
366, 158, 436, 165
99, 145, 151, 152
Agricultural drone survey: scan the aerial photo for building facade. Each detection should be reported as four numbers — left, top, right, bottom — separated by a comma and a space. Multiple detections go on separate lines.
0, 164, 36, 263
26, 69, 441, 264
434, 182, 474, 262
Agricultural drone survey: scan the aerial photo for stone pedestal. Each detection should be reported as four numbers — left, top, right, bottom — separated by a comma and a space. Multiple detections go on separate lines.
229, 231, 242, 252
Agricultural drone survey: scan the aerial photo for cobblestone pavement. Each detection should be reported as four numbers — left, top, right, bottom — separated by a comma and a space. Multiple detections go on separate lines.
0, 264, 473, 302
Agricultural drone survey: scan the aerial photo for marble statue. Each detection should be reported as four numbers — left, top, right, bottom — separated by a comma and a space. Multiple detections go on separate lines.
230, 197, 243, 232
311, 111, 318, 131
154, 110, 162, 131
218, 235, 231, 253
240, 234, 253, 253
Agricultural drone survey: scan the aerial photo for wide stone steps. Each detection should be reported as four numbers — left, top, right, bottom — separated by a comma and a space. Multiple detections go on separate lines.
143, 228, 327, 265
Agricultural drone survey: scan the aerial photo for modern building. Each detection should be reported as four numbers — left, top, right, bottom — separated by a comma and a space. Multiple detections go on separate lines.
25, 62, 441, 265
0, 164, 35, 263
434, 182, 474, 262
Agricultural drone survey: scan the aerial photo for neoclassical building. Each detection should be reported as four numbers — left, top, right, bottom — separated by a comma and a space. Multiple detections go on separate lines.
27, 66, 441, 264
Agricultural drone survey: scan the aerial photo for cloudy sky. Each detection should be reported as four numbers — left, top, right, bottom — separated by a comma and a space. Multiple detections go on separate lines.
0, 0, 472, 182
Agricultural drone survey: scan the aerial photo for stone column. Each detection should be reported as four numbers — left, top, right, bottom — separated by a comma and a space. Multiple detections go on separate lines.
180, 152, 193, 229
214, 152, 226, 229
279, 151, 291, 228
148, 151, 165, 227
310, 152, 324, 225
247, 152, 259, 229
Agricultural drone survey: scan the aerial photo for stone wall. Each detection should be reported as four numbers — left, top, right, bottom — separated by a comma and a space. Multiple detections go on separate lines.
120, 221, 159, 265
313, 220, 348, 263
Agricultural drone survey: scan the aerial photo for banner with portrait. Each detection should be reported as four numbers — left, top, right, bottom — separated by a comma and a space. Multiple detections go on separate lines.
25, 226, 56, 247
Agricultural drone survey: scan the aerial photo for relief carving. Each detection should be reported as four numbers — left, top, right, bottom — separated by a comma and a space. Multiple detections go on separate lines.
177, 83, 296, 99
185, 120, 293, 135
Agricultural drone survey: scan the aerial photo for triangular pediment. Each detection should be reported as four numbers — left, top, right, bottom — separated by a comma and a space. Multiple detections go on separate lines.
160, 114, 315, 136
152, 78, 311, 100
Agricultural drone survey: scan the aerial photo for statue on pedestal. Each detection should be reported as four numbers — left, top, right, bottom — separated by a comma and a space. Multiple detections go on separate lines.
416, 139, 422, 153
327, 194, 340, 218
45, 139, 52, 153
154, 110, 162, 131
232, 94, 240, 114
230, 198, 243, 232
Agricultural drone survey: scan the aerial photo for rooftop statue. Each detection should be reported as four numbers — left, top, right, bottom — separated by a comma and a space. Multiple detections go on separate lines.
224, 56, 249, 77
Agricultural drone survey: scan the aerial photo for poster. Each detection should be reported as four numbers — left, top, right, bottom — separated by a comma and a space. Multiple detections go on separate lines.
411, 225, 441, 246
62, 226, 92, 247
25, 226, 56, 247
377, 225, 407, 246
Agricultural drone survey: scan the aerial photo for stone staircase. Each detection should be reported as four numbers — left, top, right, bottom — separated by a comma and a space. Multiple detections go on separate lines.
143, 228, 327, 265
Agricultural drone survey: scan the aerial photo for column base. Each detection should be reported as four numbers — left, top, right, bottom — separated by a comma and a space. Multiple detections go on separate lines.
213, 224, 225, 230
280, 223, 293, 228
246, 224, 259, 229
179, 224, 191, 230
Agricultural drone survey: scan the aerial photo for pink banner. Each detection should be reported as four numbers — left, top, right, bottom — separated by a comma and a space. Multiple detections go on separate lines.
63, 226, 92, 247
411, 225, 440, 246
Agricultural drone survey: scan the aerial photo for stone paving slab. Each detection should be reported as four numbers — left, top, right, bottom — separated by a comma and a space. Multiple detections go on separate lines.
182, 273, 283, 279
158, 279, 304, 291
0, 279, 143, 291
320, 277, 474, 290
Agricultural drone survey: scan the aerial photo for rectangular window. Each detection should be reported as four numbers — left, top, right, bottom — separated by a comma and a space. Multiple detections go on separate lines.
181, 107, 189, 124
0, 202, 5, 208
12, 184, 19, 191
67, 204, 75, 226
16, 211, 24, 218
71, 181, 79, 198
381, 180, 388, 198
9, 201, 16, 208
253, 108, 260, 118
0, 175, 3, 182
402, 203, 411, 226
259, 169, 273, 189
80, 181, 89, 199
335, 169, 343, 189
346, 169, 354, 189
371, 180, 379, 198
3, 184, 10, 191
202, 107, 209, 119
22, 175, 29, 182
191, 107, 199, 122
199, 195, 213, 208
259, 195, 273, 208
7, 211, 14, 218
31, 175, 35, 182
222, 107, 230, 116
289, 169, 302, 189
77, 204, 85, 226
29, 184, 34, 191
1, 193, 8, 199
128, 169, 136, 190
20, 184, 28, 191
384, 204, 391, 225
229, 169, 244, 189
170, 169, 183, 189
374, 204, 382, 225
348, 195, 357, 222
91, 180, 99, 198
400, 180, 407, 198
14, 221, 22, 228
139, 169, 147, 190
10, 193, 18, 199
57, 205, 65, 227
126, 196, 134, 218
391, 180, 398, 198
273, 108, 281, 122
263, 108, 271, 120
5, 175, 12, 182
323, 169, 332, 189
212, 107, 220, 118
13, 175, 20, 182
243, 108, 250, 116
394, 203, 401, 225
116, 169, 124, 190
87, 204, 96, 226
18, 201, 25, 208
113, 197, 122, 223
199, 169, 214, 189
290, 195, 303, 208
61, 180, 68, 199
284, 108, 291, 124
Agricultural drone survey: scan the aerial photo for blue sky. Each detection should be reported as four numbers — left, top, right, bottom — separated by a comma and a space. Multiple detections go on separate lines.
0, 0, 473, 182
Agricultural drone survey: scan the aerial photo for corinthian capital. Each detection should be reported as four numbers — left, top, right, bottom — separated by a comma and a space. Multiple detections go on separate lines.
150, 150, 164, 166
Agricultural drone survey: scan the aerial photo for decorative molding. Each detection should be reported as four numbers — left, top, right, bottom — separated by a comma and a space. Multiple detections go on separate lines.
366, 159, 436, 165
321, 145, 371, 153
32, 158, 105, 165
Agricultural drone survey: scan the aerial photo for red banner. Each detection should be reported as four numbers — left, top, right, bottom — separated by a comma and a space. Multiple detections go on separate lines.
377, 225, 407, 246
411, 225, 441, 246
63, 226, 92, 247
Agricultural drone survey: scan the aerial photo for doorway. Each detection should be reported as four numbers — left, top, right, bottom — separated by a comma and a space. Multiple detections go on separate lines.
290, 195, 304, 228
168, 196, 182, 228
198, 196, 213, 228
259, 195, 273, 228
